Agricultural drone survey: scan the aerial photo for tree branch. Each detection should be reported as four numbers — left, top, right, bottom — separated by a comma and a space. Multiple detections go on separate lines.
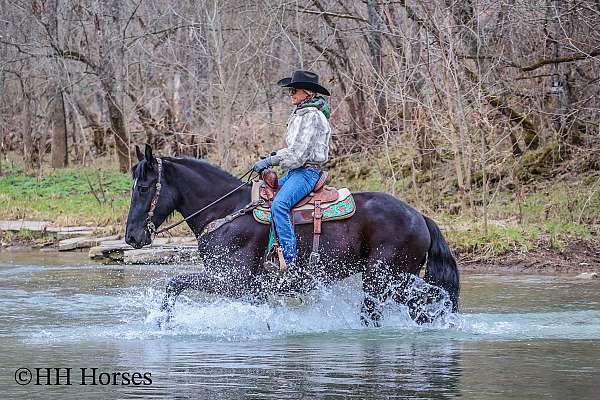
285, 7, 368, 23
0, 39, 97, 70
519, 49, 600, 72
57, 49, 98, 70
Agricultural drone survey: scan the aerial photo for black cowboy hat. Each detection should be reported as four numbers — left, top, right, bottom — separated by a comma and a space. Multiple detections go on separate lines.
277, 70, 331, 96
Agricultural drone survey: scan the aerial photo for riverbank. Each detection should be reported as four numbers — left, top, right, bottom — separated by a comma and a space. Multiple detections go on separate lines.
1, 222, 598, 274
1, 155, 599, 272
0, 163, 130, 226
461, 236, 600, 274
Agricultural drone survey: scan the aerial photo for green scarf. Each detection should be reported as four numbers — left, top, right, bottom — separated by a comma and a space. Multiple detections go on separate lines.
296, 95, 331, 119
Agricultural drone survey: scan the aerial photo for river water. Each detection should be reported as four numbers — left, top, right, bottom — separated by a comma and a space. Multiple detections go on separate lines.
0, 251, 599, 399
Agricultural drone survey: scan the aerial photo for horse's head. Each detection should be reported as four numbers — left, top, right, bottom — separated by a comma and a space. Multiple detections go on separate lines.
125, 144, 177, 249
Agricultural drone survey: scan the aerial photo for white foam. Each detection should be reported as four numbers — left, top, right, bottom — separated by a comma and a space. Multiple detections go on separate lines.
21, 274, 600, 344
23, 277, 460, 343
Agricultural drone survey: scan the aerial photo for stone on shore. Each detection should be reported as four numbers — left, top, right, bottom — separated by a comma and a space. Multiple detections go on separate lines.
88, 236, 197, 263
58, 234, 121, 251
123, 247, 199, 264
575, 272, 598, 279
0, 220, 52, 231
0, 220, 110, 239
47, 226, 96, 239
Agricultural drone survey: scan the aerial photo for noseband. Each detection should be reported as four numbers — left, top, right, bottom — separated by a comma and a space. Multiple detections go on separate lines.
145, 157, 163, 235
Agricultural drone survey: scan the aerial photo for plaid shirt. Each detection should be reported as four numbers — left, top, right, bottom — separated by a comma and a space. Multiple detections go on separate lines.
272, 107, 331, 170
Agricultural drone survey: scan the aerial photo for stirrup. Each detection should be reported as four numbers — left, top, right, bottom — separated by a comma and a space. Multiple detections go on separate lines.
276, 245, 288, 273
263, 259, 279, 273
264, 244, 288, 274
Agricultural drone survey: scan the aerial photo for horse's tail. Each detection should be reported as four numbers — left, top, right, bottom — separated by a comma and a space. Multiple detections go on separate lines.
422, 215, 460, 312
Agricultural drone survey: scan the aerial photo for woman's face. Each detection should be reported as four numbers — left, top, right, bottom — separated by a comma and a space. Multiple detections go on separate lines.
288, 88, 310, 105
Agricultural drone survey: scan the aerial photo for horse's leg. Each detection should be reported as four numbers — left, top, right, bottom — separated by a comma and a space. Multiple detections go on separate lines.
159, 272, 220, 320
160, 272, 240, 322
158, 243, 262, 321
360, 249, 424, 327
391, 273, 424, 323
391, 272, 452, 324
360, 260, 390, 327
360, 294, 383, 327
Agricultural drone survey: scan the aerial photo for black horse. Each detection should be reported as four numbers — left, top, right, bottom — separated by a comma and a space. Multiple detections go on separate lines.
125, 145, 459, 325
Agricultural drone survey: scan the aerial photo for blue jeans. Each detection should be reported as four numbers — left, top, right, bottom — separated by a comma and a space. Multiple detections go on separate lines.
272, 167, 321, 265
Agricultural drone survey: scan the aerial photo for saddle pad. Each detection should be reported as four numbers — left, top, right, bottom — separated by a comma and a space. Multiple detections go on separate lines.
253, 191, 356, 225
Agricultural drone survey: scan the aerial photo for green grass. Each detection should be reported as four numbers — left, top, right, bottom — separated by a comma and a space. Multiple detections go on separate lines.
0, 229, 56, 246
1, 150, 598, 259
326, 151, 600, 260
0, 165, 132, 226
445, 221, 595, 259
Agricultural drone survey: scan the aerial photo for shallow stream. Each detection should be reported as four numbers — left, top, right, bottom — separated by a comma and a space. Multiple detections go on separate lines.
1, 251, 599, 399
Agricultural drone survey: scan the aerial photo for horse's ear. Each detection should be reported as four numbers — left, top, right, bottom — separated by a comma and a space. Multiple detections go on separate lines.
144, 144, 155, 167
135, 145, 144, 162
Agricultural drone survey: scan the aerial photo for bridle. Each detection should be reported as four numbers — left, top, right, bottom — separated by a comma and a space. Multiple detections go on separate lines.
145, 157, 164, 235
138, 156, 257, 237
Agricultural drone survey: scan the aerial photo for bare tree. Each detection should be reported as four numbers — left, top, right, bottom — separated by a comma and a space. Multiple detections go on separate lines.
45, 0, 69, 168
0, 0, 597, 220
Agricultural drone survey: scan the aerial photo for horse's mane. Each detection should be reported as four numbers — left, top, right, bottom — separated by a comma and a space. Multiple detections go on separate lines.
162, 156, 241, 184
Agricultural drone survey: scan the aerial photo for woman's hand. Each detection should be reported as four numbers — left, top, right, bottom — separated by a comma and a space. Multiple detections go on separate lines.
252, 156, 272, 173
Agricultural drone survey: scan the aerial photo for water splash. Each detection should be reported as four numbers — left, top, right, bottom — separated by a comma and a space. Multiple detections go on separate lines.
137, 275, 458, 340
19, 271, 600, 344
22, 275, 459, 343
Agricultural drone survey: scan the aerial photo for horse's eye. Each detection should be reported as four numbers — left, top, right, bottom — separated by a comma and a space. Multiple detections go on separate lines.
138, 185, 149, 193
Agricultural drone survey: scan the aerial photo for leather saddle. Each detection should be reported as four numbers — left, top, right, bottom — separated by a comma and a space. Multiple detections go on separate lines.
258, 169, 339, 207
251, 168, 356, 272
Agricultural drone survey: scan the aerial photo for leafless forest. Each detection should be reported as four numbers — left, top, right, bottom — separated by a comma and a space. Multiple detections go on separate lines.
1, 0, 598, 195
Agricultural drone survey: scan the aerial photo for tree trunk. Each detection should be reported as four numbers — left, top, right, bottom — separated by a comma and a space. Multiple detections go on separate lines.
22, 80, 36, 171
367, 0, 385, 134
550, 0, 576, 143
97, 0, 130, 172
48, 0, 68, 168
69, 105, 81, 161
105, 92, 130, 172
74, 97, 106, 156
0, 9, 5, 174
443, 21, 471, 208
50, 88, 68, 168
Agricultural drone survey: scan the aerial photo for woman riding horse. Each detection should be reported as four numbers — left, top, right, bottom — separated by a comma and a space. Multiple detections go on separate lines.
124, 72, 459, 326
252, 70, 332, 275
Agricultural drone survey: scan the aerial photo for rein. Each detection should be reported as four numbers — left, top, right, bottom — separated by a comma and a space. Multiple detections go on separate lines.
144, 159, 255, 236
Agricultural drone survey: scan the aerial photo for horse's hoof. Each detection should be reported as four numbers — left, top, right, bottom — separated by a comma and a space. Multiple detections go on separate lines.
360, 315, 381, 328
155, 312, 173, 328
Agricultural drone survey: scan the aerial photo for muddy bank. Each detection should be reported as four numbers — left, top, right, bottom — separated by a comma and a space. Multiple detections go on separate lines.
460, 238, 600, 274
0, 231, 55, 251
2, 227, 598, 274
